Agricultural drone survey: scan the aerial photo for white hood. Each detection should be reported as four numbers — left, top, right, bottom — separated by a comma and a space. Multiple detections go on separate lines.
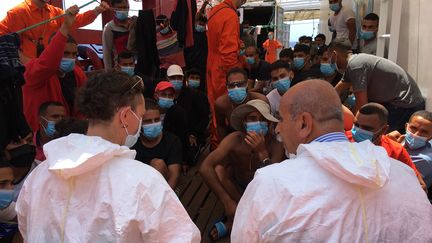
43, 134, 136, 179
298, 140, 391, 189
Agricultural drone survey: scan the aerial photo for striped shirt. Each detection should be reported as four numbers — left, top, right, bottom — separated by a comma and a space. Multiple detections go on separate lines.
312, 132, 348, 143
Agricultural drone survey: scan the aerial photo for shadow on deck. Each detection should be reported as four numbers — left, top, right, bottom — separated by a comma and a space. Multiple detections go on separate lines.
175, 149, 230, 243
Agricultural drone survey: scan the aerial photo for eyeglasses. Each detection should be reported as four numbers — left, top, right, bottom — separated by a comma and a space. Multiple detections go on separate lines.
226, 80, 247, 89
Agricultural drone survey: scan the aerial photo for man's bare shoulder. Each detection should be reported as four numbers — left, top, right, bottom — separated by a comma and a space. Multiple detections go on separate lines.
215, 94, 231, 110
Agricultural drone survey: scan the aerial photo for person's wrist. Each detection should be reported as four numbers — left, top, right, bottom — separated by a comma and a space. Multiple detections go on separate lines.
59, 25, 69, 37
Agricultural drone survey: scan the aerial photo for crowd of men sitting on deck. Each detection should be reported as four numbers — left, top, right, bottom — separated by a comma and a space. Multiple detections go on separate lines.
0, 0, 431, 242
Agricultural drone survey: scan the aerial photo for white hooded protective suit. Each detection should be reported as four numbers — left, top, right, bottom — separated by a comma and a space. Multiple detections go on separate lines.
231, 141, 432, 243
16, 134, 200, 242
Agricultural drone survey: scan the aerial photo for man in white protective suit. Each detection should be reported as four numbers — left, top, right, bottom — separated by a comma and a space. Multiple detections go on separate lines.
15, 70, 200, 242
231, 79, 432, 242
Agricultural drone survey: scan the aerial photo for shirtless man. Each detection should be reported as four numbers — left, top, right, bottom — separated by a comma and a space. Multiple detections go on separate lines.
200, 99, 285, 241
215, 67, 268, 142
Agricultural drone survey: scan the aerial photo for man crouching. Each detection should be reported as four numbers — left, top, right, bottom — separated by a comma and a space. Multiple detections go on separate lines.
199, 99, 285, 241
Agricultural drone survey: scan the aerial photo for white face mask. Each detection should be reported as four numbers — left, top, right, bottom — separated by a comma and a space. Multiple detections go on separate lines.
122, 110, 142, 148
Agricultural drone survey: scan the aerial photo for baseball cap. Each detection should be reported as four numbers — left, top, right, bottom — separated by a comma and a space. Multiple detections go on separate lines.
230, 99, 279, 132
155, 81, 175, 92
167, 65, 184, 77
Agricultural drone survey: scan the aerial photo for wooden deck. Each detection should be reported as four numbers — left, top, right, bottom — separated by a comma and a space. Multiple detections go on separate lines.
174, 148, 230, 243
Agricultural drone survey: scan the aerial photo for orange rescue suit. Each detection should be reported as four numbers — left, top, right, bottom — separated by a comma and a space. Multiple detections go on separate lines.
206, 0, 240, 148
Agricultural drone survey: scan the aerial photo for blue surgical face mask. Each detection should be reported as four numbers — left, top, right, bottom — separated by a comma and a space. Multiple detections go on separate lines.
268, 34, 274, 40
351, 125, 374, 142
195, 24, 206, 32
228, 87, 247, 104
0, 190, 14, 209
360, 30, 375, 40
188, 79, 200, 89
115, 10, 129, 21
41, 117, 56, 137
320, 63, 336, 76
160, 26, 170, 35
293, 57, 305, 70
329, 3, 341, 12
158, 97, 174, 109
246, 57, 256, 65
170, 80, 183, 90
59, 58, 75, 73
274, 77, 291, 94
245, 121, 269, 136
405, 130, 428, 150
121, 66, 135, 76
142, 121, 163, 139
239, 49, 246, 56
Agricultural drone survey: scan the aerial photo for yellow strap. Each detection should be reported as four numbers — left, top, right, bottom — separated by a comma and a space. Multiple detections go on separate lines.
357, 187, 370, 243
60, 177, 75, 243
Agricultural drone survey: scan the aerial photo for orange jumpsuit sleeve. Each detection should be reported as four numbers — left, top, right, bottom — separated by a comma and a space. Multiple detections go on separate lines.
73, 10, 98, 29
219, 14, 240, 71
262, 39, 269, 49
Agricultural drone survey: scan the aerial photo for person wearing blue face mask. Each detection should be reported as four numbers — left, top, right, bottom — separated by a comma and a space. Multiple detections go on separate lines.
155, 15, 186, 78
0, 160, 18, 241
153, 81, 189, 167
34, 102, 66, 162
167, 64, 185, 92
22, 7, 87, 132
102, 0, 134, 72
243, 46, 271, 93
202, 99, 284, 240
184, 12, 208, 89
214, 68, 269, 144
359, 13, 379, 55
266, 60, 294, 115
132, 99, 182, 189
171, 67, 210, 171
328, 0, 356, 46
317, 46, 342, 87
200, 99, 285, 241
116, 50, 136, 77
387, 111, 432, 195
346, 103, 427, 192
291, 44, 322, 86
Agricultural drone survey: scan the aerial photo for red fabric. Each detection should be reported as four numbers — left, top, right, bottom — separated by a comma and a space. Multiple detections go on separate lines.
155, 81, 175, 92
206, 0, 241, 148
113, 33, 129, 57
345, 131, 420, 176
23, 31, 87, 131
33, 131, 45, 162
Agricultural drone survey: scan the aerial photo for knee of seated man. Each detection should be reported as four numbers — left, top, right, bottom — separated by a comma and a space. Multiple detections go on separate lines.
150, 158, 168, 178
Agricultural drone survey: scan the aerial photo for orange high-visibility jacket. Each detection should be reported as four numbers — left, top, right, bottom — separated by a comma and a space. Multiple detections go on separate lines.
0, 0, 97, 61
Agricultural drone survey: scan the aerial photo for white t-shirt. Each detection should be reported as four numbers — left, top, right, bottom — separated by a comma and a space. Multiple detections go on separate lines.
266, 89, 281, 115
329, 6, 355, 40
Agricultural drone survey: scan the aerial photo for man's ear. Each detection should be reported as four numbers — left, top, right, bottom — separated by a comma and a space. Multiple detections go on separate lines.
289, 71, 294, 80
298, 112, 313, 140
383, 124, 389, 135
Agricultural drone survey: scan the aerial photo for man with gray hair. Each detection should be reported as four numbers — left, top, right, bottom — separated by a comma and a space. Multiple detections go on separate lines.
231, 79, 432, 242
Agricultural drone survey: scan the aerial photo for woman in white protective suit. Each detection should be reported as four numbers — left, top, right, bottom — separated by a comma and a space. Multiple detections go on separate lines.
15, 71, 201, 242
